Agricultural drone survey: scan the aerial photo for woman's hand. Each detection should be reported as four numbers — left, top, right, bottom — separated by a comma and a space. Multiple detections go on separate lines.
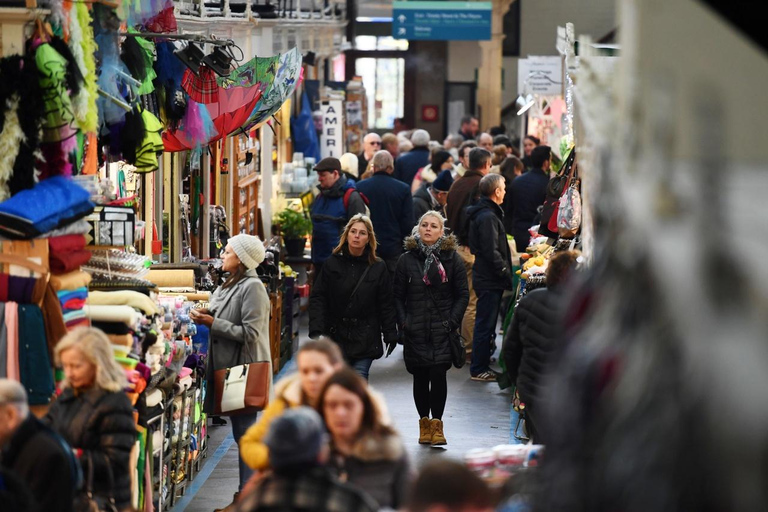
191, 310, 214, 327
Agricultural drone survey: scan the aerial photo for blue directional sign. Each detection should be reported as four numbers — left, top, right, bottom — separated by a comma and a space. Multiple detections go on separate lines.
392, 1, 492, 41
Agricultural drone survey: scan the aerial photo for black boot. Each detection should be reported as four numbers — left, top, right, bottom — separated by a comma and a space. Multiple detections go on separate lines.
211, 416, 227, 426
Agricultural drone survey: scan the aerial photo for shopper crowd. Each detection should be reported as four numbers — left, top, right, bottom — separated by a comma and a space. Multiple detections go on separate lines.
0, 120, 566, 512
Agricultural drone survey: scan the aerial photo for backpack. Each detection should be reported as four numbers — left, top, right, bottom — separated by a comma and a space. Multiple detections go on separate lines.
343, 188, 371, 217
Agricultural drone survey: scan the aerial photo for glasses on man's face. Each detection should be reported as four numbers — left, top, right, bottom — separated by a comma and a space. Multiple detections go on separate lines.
368, 141, 381, 146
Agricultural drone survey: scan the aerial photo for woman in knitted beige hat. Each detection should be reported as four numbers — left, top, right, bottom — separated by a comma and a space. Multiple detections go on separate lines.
191, 234, 272, 512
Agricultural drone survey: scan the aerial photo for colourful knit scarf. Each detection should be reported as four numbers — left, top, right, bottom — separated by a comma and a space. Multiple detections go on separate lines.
415, 235, 448, 285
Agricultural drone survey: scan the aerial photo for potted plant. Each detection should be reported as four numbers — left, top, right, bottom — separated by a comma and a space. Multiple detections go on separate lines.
274, 208, 312, 257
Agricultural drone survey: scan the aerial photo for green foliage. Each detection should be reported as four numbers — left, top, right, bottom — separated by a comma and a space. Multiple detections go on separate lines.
274, 208, 312, 239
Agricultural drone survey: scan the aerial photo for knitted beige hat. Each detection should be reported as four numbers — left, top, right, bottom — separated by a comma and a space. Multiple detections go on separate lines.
228, 234, 265, 269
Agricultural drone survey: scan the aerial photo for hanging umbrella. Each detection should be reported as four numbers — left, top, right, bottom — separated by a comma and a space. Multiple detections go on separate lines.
238, 48, 303, 133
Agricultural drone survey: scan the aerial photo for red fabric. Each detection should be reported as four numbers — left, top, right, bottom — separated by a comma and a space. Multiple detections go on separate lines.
65, 317, 90, 329
143, 5, 177, 33
62, 298, 86, 310
0, 273, 8, 302
182, 67, 219, 104
48, 234, 86, 253
50, 249, 92, 275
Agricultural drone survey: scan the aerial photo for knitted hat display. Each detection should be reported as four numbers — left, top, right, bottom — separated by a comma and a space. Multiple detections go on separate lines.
228, 234, 265, 269
265, 407, 325, 470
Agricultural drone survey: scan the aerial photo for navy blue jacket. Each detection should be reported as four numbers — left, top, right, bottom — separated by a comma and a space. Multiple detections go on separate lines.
356, 172, 414, 260
310, 176, 367, 264
394, 147, 430, 186
509, 168, 549, 250
467, 197, 514, 291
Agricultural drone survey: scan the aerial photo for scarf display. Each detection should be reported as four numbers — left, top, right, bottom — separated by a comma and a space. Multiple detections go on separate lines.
415, 235, 448, 285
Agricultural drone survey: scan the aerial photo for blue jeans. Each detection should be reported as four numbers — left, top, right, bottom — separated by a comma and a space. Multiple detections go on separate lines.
350, 358, 374, 381
471, 288, 504, 375
230, 412, 259, 490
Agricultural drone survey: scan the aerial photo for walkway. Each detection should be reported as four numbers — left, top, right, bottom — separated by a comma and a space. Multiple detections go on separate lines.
176, 341, 511, 511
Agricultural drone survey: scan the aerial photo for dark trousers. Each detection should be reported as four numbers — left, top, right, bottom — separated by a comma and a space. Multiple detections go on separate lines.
231, 412, 259, 490
412, 366, 448, 420
470, 288, 504, 375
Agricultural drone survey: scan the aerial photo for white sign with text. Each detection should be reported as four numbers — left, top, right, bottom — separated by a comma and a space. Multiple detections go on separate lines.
321, 100, 344, 158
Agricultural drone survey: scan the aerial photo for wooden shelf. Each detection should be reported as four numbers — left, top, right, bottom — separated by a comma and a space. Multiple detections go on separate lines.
238, 172, 260, 188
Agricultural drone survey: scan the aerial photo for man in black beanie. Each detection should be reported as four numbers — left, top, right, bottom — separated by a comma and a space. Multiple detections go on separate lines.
234, 407, 377, 512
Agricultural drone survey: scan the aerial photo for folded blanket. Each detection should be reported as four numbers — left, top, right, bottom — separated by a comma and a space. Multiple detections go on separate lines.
84, 305, 138, 326
108, 333, 133, 348
37, 219, 91, 238
51, 270, 92, 292
50, 250, 92, 275
90, 320, 133, 335
57, 286, 88, 303
48, 234, 86, 253
87, 290, 159, 316
61, 298, 86, 311
65, 317, 89, 329
63, 309, 87, 324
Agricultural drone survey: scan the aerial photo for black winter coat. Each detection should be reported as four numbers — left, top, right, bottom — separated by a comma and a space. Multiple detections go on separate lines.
502, 287, 564, 405
412, 184, 443, 223
467, 197, 514, 291
44, 387, 137, 509
309, 247, 398, 361
1, 415, 77, 512
393, 235, 469, 372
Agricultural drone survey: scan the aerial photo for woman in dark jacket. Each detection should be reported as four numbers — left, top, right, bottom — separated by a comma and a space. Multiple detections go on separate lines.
44, 327, 136, 511
502, 250, 580, 443
393, 211, 469, 446
309, 214, 398, 380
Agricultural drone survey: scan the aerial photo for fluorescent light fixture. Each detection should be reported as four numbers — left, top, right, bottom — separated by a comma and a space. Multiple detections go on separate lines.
516, 94, 535, 116
356, 16, 393, 22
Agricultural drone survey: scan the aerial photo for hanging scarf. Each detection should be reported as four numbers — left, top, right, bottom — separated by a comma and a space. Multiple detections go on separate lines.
415, 235, 448, 286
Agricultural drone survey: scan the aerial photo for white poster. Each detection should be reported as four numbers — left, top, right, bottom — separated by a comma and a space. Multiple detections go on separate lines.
517, 56, 563, 96
321, 100, 344, 158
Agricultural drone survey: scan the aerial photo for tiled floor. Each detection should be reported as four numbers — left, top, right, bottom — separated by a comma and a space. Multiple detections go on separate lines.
177, 319, 511, 511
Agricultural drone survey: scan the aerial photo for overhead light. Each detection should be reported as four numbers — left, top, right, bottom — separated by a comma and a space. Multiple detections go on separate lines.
174, 42, 205, 75
202, 45, 233, 77
517, 94, 535, 116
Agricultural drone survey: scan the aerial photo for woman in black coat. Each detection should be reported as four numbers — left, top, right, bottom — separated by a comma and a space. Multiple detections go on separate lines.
309, 214, 398, 380
393, 211, 469, 446
44, 327, 136, 511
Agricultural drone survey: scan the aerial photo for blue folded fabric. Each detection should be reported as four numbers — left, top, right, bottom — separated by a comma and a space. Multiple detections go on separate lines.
0, 177, 93, 239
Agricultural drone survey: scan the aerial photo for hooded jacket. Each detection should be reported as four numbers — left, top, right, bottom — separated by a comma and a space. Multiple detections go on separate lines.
311, 176, 367, 264
309, 247, 398, 361
393, 234, 469, 372
502, 286, 564, 406
43, 387, 136, 509
328, 429, 412, 510
467, 196, 514, 291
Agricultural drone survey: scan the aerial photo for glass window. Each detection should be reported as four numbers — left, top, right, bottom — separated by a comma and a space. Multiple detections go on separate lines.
355, 57, 405, 129
354, 36, 409, 51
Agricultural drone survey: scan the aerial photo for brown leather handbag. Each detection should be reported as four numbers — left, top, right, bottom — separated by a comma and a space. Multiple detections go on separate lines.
213, 342, 270, 416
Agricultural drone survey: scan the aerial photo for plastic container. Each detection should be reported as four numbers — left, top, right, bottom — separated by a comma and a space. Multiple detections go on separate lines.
464, 449, 496, 479
493, 444, 529, 468
525, 445, 544, 467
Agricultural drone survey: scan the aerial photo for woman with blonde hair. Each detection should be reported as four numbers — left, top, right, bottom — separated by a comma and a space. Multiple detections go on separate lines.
394, 211, 469, 446
44, 327, 136, 511
309, 214, 398, 380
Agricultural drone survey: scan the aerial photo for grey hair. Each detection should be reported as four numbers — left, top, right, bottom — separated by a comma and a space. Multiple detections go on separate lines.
55, 327, 128, 392
0, 378, 29, 418
479, 173, 505, 197
371, 150, 394, 173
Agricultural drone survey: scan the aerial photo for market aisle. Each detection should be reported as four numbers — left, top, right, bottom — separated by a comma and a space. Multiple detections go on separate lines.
178, 342, 509, 512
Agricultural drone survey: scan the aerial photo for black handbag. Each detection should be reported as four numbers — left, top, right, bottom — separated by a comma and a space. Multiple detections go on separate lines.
426, 286, 466, 369
73, 453, 118, 512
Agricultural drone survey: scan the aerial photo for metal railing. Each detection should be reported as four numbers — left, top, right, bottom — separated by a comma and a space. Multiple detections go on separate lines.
174, 0, 347, 21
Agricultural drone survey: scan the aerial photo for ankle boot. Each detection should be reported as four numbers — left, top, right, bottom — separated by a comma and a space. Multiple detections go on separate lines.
418, 417, 432, 444
214, 491, 239, 512
430, 419, 446, 446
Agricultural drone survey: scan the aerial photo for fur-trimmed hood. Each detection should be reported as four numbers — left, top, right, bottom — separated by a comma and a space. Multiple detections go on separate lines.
403, 233, 458, 253
346, 428, 405, 463
274, 373, 303, 407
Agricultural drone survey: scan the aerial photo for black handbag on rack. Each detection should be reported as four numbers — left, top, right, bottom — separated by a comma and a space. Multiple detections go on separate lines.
426, 286, 466, 369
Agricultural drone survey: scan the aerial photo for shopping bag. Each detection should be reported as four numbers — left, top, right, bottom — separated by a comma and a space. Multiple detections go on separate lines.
557, 184, 582, 238
213, 361, 270, 415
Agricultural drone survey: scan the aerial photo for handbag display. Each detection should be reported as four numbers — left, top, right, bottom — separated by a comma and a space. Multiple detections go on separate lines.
426, 286, 466, 369
538, 149, 576, 239
557, 178, 582, 238
213, 338, 270, 415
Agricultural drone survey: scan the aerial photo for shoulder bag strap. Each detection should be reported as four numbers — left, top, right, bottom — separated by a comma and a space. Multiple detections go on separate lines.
341, 264, 372, 317
425, 285, 452, 330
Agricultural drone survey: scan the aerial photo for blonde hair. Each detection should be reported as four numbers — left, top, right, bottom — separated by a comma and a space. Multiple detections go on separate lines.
55, 327, 128, 392
333, 214, 379, 266
412, 211, 446, 237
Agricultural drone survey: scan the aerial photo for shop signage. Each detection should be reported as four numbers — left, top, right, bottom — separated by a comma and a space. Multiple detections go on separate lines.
392, 1, 492, 41
517, 57, 564, 96
320, 100, 344, 158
